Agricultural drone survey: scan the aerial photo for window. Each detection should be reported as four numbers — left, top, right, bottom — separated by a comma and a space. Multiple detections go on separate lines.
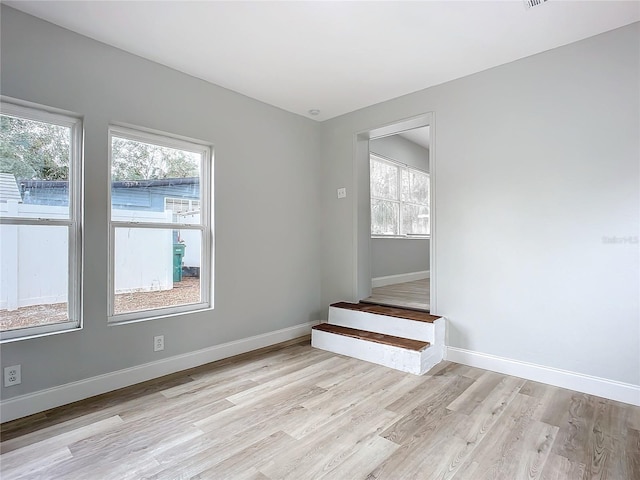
370, 154, 429, 237
0, 101, 82, 341
108, 126, 212, 323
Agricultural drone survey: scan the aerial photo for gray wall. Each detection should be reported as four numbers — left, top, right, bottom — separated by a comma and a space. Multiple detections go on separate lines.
370, 238, 428, 278
369, 134, 429, 278
0, 7, 322, 400
321, 23, 640, 385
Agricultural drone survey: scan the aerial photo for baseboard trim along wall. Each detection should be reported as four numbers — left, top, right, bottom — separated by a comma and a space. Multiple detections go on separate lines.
445, 346, 640, 407
372, 270, 430, 288
0, 321, 318, 423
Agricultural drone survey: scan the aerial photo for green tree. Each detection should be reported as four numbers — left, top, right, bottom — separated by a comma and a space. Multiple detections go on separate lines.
111, 137, 199, 181
0, 115, 70, 180
1, 115, 200, 182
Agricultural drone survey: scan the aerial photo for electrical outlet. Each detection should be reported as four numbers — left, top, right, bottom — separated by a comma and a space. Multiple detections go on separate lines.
337, 187, 347, 199
154, 335, 165, 352
4, 365, 21, 387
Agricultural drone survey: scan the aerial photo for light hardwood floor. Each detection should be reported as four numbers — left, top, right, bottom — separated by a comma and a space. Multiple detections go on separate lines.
366, 278, 430, 311
1, 338, 638, 479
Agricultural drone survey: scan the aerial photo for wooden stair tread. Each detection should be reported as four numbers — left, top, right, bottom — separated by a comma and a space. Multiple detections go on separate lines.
312, 323, 430, 352
359, 299, 430, 313
330, 302, 440, 324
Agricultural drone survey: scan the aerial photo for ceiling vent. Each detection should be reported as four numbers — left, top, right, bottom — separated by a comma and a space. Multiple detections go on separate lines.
524, 0, 549, 9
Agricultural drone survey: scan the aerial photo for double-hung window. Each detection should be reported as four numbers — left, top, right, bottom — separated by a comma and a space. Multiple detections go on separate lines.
0, 101, 82, 341
370, 154, 430, 237
108, 126, 212, 323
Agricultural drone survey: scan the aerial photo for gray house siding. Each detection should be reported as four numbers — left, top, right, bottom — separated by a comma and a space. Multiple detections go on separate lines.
17, 177, 200, 211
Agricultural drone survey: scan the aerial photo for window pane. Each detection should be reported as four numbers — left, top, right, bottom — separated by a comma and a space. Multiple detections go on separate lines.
111, 136, 201, 224
371, 199, 399, 235
0, 115, 71, 218
0, 224, 70, 332
401, 169, 410, 202
402, 204, 430, 235
402, 169, 429, 205
370, 159, 398, 200
113, 227, 201, 315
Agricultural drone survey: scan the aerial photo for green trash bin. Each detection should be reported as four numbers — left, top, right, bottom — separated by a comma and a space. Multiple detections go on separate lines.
173, 243, 186, 282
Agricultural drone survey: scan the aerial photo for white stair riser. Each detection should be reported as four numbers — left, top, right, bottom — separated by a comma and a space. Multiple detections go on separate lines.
312, 329, 441, 375
328, 307, 434, 342
433, 317, 445, 352
421, 343, 444, 374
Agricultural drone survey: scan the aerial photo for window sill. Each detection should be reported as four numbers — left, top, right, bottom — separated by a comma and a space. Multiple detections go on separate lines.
108, 303, 213, 326
0, 322, 82, 344
371, 235, 430, 240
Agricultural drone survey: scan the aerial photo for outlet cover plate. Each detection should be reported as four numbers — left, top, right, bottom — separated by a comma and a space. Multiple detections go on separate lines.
154, 335, 165, 352
4, 365, 21, 387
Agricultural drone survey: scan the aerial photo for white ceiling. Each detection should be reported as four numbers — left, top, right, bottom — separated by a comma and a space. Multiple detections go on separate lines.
6, 1, 639, 121
398, 127, 431, 150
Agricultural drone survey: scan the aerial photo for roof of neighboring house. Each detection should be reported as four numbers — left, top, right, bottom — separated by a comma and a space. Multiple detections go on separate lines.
18, 180, 68, 189
0, 173, 22, 203
16, 176, 200, 210
111, 177, 199, 188
17, 177, 199, 189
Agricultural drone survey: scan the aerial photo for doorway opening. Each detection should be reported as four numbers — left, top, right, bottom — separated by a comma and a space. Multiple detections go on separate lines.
353, 113, 436, 314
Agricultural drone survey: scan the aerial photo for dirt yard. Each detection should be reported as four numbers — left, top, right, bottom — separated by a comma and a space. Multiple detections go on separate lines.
0, 277, 201, 331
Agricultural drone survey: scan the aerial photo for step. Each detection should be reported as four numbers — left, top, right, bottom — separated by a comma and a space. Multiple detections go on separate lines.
313, 323, 430, 350
311, 323, 442, 375
329, 302, 444, 343
359, 300, 430, 313
331, 302, 440, 322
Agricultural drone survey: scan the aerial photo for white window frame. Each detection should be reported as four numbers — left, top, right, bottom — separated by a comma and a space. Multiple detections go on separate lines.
370, 153, 430, 239
107, 125, 212, 324
0, 99, 83, 342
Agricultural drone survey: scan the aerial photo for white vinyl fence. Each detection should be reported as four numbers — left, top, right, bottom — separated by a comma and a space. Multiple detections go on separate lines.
113, 209, 174, 295
1, 202, 197, 310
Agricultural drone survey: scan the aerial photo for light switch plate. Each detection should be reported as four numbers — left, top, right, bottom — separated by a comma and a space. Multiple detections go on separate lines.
337, 187, 347, 199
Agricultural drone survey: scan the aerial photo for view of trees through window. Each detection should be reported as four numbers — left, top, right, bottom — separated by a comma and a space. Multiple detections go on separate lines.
1, 115, 70, 182
111, 136, 200, 181
0, 112, 208, 334
109, 129, 208, 321
0, 110, 79, 337
0, 116, 201, 183
370, 155, 430, 236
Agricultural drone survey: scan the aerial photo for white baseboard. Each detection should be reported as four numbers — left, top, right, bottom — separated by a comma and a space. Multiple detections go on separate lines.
445, 346, 640, 407
0, 321, 317, 423
372, 270, 430, 288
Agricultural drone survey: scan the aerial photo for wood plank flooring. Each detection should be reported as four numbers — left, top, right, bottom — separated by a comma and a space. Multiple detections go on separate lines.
365, 278, 430, 311
1, 338, 638, 480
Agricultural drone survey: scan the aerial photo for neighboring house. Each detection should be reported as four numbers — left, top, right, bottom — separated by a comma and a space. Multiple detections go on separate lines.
17, 177, 200, 214
1, 175, 201, 311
